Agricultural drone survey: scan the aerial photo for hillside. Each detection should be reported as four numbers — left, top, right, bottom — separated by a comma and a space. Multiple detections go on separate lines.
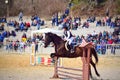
70, 0, 120, 17
0, 0, 120, 18
0, 0, 68, 18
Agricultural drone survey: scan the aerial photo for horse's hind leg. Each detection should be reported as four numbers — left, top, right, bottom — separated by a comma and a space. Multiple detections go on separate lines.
89, 65, 93, 79
90, 60, 100, 77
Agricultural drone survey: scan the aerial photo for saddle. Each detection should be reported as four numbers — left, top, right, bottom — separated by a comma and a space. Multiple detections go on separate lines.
65, 41, 76, 51
65, 39, 94, 52
79, 39, 94, 48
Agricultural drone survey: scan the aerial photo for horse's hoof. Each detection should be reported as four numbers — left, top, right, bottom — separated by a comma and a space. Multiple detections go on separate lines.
50, 53, 55, 58
51, 59, 55, 63
97, 74, 100, 77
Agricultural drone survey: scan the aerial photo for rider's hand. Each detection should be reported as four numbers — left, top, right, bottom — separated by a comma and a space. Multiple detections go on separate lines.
63, 39, 67, 41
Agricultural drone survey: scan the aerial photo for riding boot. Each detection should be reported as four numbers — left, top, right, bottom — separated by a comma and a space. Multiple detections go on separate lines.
67, 44, 71, 50
70, 45, 74, 53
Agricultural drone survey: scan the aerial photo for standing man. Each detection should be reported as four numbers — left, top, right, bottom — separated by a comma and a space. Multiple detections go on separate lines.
37, 20, 41, 30
63, 26, 74, 53
19, 11, 23, 21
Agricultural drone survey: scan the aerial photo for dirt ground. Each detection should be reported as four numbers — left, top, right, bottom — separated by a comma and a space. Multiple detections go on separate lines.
0, 53, 120, 80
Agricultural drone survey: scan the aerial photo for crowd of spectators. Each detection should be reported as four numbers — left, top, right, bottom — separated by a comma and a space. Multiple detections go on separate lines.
4, 33, 44, 53
52, 11, 120, 33
72, 30, 120, 54
52, 7, 70, 27
4, 33, 30, 53
31, 14, 44, 30
96, 16, 120, 29
0, 8, 120, 55
5, 40, 27, 53
6, 13, 45, 32
51, 13, 120, 54
7, 20, 31, 32
0, 11, 45, 46
56, 16, 81, 30
0, 30, 16, 43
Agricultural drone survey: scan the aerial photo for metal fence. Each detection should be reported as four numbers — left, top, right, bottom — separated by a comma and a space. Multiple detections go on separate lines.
0, 43, 120, 55
0, 42, 54, 54
95, 44, 120, 55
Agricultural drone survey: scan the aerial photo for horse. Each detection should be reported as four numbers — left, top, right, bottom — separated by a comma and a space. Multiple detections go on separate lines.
44, 32, 100, 78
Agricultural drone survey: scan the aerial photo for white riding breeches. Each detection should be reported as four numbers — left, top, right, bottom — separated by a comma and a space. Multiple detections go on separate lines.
67, 37, 74, 45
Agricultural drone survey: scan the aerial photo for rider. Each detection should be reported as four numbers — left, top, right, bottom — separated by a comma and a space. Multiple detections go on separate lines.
63, 26, 74, 53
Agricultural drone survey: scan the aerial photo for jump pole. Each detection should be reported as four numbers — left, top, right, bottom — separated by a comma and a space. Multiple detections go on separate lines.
82, 46, 91, 80
30, 42, 36, 66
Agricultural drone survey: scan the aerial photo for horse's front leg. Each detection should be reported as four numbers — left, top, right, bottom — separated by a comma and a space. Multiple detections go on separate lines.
50, 53, 59, 63
52, 55, 59, 78
50, 53, 56, 58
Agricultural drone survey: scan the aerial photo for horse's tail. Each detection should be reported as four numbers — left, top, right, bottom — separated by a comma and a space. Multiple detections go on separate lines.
91, 48, 98, 64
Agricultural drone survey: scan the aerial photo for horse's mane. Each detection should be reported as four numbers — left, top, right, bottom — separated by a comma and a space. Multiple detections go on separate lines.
47, 32, 63, 41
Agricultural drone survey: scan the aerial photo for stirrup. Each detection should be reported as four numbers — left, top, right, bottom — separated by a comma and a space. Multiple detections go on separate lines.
70, 49, 74, 53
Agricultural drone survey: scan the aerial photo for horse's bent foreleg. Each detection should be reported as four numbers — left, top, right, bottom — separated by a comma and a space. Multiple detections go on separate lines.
90, 60, 100, 77
50, 53, 56, 63
50, 53, 56, 58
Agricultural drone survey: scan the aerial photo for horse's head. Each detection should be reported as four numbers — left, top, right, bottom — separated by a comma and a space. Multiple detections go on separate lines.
44, 32, 53, 48
44, 32, 63, 48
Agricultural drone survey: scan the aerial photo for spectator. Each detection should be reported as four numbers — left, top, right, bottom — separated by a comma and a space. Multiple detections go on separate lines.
22, 33, 27, 42
92, 31, 97, 37
52, 15, 55, 26
101, 39, 106, 54
37, 20, 41, 30
11, 30, 16, 37
35, 40, 39, 53
19, 22, 24, 31
82, 22, 89, 28
55, 13, 58, 26
96, 20, 102, 26
110, 21, 115, 28
0, 17, 7, 23
26, 22, 30, 28
15, 25, 20, 32
0, 33, 4, 42
107, 39, 113, 44
0, 23, 4, 31
31, 19, 37, 26
19, 11, 23, 21
5, 39, 9, 51
19, 41, 24, 53
111, 43, 116, 55
9, 41, 13, 51
65, 8, 69, 16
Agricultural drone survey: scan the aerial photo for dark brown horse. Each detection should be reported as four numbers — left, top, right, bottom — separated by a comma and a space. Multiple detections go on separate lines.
44, 32, 100, 78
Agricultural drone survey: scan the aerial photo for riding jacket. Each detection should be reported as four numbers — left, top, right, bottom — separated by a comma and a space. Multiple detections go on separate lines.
64, 30, 73, 40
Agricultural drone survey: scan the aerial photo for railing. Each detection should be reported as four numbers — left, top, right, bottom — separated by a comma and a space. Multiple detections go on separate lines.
0, 42, 54, 54
95, 44, 120, 55
0, 43, 120, 55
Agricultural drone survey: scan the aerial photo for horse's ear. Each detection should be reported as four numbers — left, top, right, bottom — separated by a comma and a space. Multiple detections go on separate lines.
44, 33, 49, 37
45, 33, 48, 35
48, 32, 53, 36
45, 32, 53, 36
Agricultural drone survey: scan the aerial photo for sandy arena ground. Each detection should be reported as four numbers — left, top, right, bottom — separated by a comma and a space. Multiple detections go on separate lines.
0, 53, 120, 80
